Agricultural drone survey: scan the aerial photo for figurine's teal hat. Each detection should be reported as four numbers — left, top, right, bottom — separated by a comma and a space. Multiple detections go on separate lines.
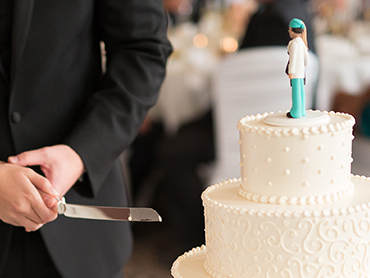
289, 18, 305, 29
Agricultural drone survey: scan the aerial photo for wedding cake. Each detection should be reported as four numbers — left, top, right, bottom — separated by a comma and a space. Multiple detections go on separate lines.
171, 110, 370, 278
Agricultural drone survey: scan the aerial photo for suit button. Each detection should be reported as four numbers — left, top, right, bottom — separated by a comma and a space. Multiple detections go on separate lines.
11, 111, 22, 123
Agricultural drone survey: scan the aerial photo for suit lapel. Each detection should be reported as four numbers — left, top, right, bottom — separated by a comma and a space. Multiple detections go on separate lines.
10, 0, 35, 89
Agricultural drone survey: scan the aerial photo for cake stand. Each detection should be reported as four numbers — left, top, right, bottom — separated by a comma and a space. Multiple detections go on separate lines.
171, 246, 210, 277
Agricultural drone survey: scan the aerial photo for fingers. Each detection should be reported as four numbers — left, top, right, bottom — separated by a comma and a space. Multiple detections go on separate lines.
25, 186, 58, 224
24, 221, 43, 233
21, 201, 57, 231
7, 213, 44, 232
8, 145, 85, 199
30, 199, 58, 223
2, 198, 57, 232
26, 171, 59, 223
26, 169, 59, 197
8, 148, 59, 198
25, 225, 43, 233
39, 190, 58, 212
8, 147, 49, 166
15, 169, 58, 223
0, 163, 58, 231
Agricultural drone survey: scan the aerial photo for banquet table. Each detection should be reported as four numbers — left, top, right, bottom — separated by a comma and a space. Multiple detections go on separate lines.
315, 24, 370, 177
316, 32, 370, 110
150, 46, 218, 135
149, 22, 220, 135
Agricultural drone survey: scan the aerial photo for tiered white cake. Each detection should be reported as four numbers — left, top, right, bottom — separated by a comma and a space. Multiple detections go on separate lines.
171, 110, 370, 278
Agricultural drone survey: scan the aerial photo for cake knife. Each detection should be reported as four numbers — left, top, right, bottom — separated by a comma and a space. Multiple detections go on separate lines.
56, 197, 162, 222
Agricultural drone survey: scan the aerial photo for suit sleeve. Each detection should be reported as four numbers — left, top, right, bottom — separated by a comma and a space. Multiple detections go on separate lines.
63, 0, 172, 196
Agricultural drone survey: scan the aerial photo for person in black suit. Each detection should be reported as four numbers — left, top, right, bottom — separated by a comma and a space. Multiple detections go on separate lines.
0, 1, 172, 277
239, 0, 316, 53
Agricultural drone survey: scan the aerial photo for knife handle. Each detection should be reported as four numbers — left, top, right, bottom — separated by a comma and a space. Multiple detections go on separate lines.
56, 197, 67, 214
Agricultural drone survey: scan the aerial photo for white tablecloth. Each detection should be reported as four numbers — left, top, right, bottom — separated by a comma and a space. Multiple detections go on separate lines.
316, 32, 370, 110
315, 25, 370, 177
150, 47, 218, 134
149, 21, 221, 135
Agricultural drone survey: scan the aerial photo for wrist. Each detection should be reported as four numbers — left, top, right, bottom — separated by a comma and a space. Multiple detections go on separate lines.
63, 144, 85, 176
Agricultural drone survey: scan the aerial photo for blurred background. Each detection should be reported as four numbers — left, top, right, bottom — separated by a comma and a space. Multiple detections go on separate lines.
123, 0, 370, 276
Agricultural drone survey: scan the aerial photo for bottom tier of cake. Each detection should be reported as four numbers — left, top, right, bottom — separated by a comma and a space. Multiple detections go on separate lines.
171, 246, 209, 278
172, 175, 370, 278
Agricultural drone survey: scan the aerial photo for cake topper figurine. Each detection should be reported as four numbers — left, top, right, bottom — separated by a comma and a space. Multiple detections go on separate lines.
286, 18, 309, 118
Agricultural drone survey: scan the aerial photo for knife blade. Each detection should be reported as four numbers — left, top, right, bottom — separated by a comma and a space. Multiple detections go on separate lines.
57, 198, 162, 222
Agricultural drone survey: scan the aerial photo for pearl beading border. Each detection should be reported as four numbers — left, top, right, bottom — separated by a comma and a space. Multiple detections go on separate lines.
201, 176, 370, 218
171, 245, 206, 278
238, 182, 355, 205
171, 245, 235, 278
236, 110, 355, 137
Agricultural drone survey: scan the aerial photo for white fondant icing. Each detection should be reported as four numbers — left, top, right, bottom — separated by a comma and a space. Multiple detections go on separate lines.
172, 176, 370, 278
201, 177, 370, 278
171, 110, 370, 278
238, 111, 355, 203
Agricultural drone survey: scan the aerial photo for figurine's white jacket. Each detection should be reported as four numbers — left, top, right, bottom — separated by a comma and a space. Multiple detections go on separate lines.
287, 37, 308, 79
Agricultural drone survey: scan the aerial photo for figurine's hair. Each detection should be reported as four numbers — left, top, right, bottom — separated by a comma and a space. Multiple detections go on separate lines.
291, 27, 304, 34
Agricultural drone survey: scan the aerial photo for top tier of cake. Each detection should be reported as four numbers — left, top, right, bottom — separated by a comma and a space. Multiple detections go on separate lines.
237, 110, 355, 205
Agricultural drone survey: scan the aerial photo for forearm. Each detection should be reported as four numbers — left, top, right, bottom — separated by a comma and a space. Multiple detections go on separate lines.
64, 0, 172, 195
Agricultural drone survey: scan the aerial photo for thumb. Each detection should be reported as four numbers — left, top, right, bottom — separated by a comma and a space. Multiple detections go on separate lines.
7, 156, 19, 163
40, 191, 58, 211
8, 148, 47, 167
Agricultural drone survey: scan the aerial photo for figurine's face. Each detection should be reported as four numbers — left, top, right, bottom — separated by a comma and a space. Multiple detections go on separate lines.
288, 27, 300, 39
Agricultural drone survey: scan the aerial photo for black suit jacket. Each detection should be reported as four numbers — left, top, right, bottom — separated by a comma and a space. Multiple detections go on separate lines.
0, 1, 172, 277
